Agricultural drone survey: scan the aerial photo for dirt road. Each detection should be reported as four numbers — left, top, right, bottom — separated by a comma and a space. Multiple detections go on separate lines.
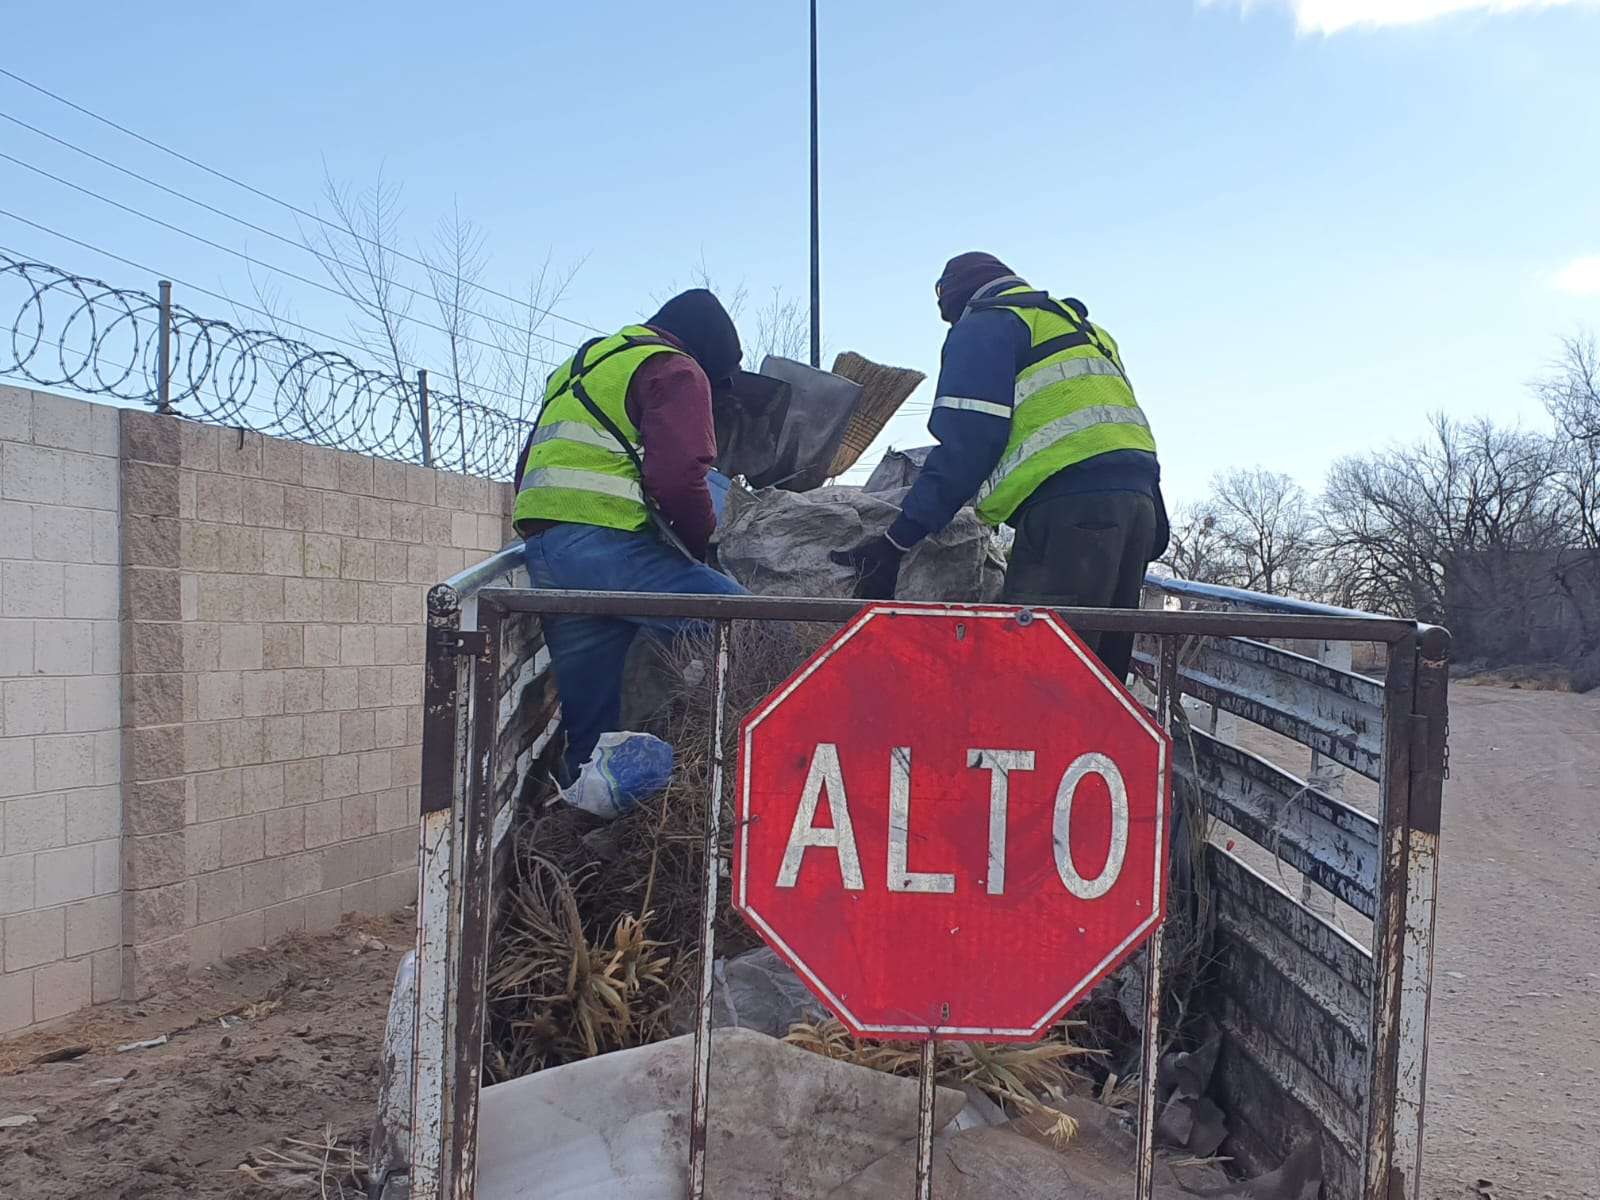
1421, 685, 1600, 1200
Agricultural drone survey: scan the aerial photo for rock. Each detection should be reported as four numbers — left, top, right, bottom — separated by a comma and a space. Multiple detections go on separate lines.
474, 1028, 965, 1200
715, 486, 1005, 602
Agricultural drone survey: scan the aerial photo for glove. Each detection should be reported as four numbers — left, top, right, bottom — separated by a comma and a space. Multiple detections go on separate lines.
829, 534, 906, 600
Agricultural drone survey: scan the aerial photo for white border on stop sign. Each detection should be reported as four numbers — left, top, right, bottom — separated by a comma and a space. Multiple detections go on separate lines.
735, 603, 1170, 1040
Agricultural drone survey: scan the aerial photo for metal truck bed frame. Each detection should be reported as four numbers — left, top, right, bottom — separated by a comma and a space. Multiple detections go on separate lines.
402, 549, 1449, 1200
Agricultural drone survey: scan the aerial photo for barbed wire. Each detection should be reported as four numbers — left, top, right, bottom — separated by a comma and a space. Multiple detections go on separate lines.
1, 248, 536, 479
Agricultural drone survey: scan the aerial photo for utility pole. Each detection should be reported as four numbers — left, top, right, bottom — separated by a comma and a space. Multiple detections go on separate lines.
809, 0, 821, 369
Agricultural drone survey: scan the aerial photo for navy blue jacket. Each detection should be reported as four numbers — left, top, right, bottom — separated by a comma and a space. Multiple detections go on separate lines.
886, 281, 1161, 549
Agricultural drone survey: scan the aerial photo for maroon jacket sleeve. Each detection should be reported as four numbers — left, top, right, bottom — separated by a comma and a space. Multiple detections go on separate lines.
626, 352, 717, 559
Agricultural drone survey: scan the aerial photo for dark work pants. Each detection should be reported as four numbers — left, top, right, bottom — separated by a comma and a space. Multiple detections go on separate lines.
1001, 489, 1159, 683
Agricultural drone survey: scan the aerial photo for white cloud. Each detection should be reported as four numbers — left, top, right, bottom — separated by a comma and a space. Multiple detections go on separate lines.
1552, 255, 1600, 297
1203, 0, 1600, 35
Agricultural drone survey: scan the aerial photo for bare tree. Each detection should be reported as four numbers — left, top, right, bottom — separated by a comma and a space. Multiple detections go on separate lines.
1536, 333, 1600, 551
1160, 502, 1232, 585
655, 258, 811, 370
1209, 467, 1320, 596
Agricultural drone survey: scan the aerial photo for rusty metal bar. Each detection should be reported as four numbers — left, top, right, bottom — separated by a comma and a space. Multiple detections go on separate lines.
1363, 632, 1419, 1199
478, 588, 1414, 643
688, 619, 733, 1198
915, 1037, 937, 1199
1135, 635, 1179, 1200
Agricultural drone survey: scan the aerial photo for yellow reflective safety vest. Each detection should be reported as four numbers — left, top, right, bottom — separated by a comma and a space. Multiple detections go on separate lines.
513, 325, 687, 532
965, 285, 1156, 526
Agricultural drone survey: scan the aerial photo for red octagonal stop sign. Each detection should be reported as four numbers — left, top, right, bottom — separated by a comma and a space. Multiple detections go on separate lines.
732, 604, 1171, 1042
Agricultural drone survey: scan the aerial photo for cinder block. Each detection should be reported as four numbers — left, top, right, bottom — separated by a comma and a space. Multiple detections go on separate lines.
421, 504, 454, 543
29, 504, 93, 562
4, 791, 63, 852
219, 909, 266, 958
241, 478, 286, 527
323, 668, 358, 711
358, 666, 392, 710
304, 799, 343, 849
340, 879, 381, 917
0, 966, 33, 1033
177, 421, 219, 472
124, 831, 185, 889
372, 459, 409, 502
194, 866, 243, 923
261, 437, 303, 485
34, 843, 95, 907
242, 671, 285, 718
0, 737, 37, 802
322, 755, 359, 800
407, 544, 440, 584
65, 452, 120, 512
125, 673, 183, 728
264, 806, 305, 857
389, 828, 417, 872
183, 723, 220, 774
403, 465, 436, 506
341, 793, 377, 840
0, 852, 34, 915
282, 486, 319, 531
196, 768, 244, 824
390, 586, 427, 628
0, 618, 32, 676
92, 521, 118, 566
263, 714, 303, 762
218, 430, 263, 478
377, 788, 411, 833
263, 626, 303, 670
2, 441, 66, 504
283, 850, 323, 899
219, 814, 264, 866
284, 759, 323, 805
121, 407, 181, 466
358, 750, 393, 794
340, 709, 377, 753
340, 625, 375, 666
128, 621, 182, 674
302, 446, 339, 490
283, 577, 321, 624
218, 717, 265, 768
374, 626, 408, 667
196, 672, 243, 721
242, 858, 285, 910
377, 867, 419, 913
124, 459, 179, 517
188, 920, 221, 970
477, 513, 506, 551
0, 383, 33, 440
123, 884, 183, 944
1, 560, 64, 618
218, 527, 266, 573
242, 763, 285, 813
357, 497, 392, 539
323, 580, 359, 622
320, 840, 362, 889
124, 514, 180, 568
4, 676, 65, 735
283, 668, 324, 713
64, 675, 119, 732
4, 907, 65, 971
450, 511, 477, 549
186, 820, 221, 875
337, 453, 375, 498
37, 393, 117, 457
33, 956, 92, 1022
34, 733, 95, 791
128, 724, 184, 782
302, 715, 339, 758
124, 934, 188, 999
33, 620, 92, 676
93, 838, 120, 894
340, 539, 376, 582
195, 473, 243, 523
320, 492, 359, 536
391, 505, 423, 546
262, 898, 307, 943
374, 707, 408, 749
219, 624, 264, 671
2, 502, 38, 557
92, 620, 119, 675
262, 529, 303, 576
91, 946, 123, 1004
123, 566, 178, 621
125, 778, 183, 837
64, 785, 120, 843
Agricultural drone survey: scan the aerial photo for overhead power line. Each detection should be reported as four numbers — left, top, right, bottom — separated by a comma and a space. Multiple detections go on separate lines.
0, 64, 608, 337
0, 148, 568, 371
0, 109, 587, 355
0, 209, 546, 409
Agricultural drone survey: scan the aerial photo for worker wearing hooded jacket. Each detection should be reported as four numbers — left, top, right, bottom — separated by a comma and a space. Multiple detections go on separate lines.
833, 254, 1169, 681
516, 288, 747, 780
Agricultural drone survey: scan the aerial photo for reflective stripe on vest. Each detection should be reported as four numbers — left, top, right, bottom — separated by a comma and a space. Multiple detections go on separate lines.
971, 286, 1155, 526
512, 324, 683, 532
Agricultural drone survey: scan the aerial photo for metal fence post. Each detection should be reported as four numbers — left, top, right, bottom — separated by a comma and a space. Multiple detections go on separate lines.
156, 279, 173, 413
418, 368, 434, 468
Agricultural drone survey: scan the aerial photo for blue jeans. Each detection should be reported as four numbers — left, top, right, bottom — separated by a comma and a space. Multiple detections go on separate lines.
523, 524, 748, 779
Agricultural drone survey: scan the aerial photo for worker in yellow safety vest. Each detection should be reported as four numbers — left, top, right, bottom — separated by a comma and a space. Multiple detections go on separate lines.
513, 288, 748, 786
833, 253, 1169, 681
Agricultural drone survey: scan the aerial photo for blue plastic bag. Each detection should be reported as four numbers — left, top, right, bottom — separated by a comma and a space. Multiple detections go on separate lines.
561, 732, 675, 820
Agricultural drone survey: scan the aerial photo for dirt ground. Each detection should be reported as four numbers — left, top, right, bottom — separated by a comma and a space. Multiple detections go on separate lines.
0, 686, 1593, 1200
0, 911, 410, 1200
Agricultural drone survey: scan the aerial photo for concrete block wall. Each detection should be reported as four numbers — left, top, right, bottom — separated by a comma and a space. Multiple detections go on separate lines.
118, 409, 513, 996
1, 386, 125, 1033
0, 384, 518, 1034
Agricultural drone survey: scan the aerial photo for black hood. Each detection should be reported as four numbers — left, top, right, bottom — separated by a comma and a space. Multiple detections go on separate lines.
647, 288, 742, 386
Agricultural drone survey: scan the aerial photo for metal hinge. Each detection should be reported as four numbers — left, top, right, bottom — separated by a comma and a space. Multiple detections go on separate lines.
430, 626, 488, 658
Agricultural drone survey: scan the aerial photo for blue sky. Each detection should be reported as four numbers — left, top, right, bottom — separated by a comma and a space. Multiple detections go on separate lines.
2, 0, 1598, 500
